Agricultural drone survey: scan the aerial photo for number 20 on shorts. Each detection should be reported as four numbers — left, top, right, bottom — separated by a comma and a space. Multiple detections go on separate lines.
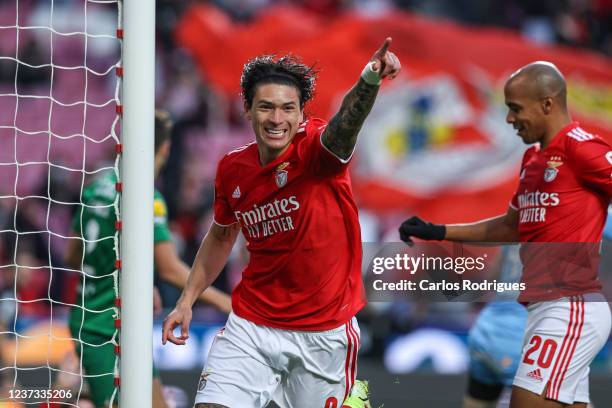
523, 335, 558, 368
325, 397, 338, 408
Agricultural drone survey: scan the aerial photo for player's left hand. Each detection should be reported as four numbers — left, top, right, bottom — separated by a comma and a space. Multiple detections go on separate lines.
370, 37, 401, 80
162, 304, 192, 346
399, 216, 446, 245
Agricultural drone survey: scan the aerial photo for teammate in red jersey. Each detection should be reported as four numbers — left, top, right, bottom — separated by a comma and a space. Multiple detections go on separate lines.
399, 61, 611, 408
162, 38, 400, 407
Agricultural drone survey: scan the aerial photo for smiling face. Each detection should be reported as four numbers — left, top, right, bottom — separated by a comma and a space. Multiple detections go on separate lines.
504, 77, 549, 145
246, 83, 304, 165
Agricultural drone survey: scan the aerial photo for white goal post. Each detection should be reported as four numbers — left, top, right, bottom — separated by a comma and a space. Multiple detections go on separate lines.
0, 0, 155, 406
120, 0, 155, 406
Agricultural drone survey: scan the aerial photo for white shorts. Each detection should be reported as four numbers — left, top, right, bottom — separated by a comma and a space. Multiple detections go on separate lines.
194, 312, 360, 408
513, 294, 611, 404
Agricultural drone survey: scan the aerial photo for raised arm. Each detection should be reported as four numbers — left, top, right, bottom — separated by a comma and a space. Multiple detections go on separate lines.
399, 207, 519, 244
321, 37, 401, 160
445, 207, 519, 242
162, 222, 240, 345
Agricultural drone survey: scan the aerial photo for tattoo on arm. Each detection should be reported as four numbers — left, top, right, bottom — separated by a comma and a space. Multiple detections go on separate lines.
321, 78, 379, 160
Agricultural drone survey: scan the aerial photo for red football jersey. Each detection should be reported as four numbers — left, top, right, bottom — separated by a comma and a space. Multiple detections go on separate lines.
213, 117, 366, 330
510, 122, 612, 302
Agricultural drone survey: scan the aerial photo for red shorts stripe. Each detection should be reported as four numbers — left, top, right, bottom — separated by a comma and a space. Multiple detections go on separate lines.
554, 296, 585, 399
551, 297, 581, 399
347, 320, 359, 388
546, 296, 576, 399
343, 320, 355, 401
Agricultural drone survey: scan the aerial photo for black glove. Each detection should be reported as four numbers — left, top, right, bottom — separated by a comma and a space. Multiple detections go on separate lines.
398, 216, 446, 245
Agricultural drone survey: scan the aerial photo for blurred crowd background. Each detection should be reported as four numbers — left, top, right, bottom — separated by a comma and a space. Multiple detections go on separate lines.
0, 0, 611, 406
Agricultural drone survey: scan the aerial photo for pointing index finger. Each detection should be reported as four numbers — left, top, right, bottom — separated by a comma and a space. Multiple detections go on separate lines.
378, 37, 392, 56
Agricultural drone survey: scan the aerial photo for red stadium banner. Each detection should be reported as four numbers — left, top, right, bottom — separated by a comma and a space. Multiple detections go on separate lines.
176, 5, 612, 222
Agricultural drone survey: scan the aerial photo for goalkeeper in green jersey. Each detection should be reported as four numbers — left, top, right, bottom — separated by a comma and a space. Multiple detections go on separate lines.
65, 110, 231, 408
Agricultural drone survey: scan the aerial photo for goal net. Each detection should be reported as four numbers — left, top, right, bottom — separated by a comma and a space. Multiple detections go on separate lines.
0, 0, 123, 405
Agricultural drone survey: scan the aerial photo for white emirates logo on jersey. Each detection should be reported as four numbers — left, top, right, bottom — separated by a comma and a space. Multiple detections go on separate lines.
517, 190, 560, 208
234, 195, 300, 239
232, 186, 241, 199
517, 190, 560, 224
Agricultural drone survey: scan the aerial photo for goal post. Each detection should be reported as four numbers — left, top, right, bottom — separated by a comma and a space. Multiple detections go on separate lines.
0, 0, 155, 405
120, 0, 155, 406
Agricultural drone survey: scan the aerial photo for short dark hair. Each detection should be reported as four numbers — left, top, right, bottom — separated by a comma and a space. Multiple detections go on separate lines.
240, 55, 318, 109
508, 62, 567, 109
155, 109, 173, 153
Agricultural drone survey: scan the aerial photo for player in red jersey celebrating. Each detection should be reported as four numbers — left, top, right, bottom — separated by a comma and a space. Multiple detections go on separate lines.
399, 62, 611, 408
162, 38, 400, 407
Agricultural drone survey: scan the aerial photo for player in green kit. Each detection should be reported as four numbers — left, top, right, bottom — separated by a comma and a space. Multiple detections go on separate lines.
66, 110, 231, 408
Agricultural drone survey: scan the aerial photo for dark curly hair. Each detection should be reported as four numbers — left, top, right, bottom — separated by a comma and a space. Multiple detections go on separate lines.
240, 55, 318, 110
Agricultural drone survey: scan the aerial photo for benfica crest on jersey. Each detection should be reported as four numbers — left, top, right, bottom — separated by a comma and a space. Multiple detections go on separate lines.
544, 157, 563, 182
275, 161, 290, 188
198, 371, 210, 391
